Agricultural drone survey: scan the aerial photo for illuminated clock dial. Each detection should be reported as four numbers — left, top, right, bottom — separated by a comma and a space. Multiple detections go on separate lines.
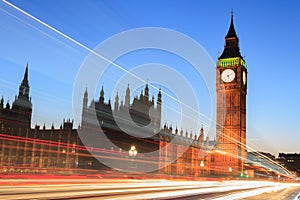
243, 71, 247, 85
221, 69, 235, 83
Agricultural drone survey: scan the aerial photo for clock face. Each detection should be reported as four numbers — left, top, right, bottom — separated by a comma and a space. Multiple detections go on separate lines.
221, 69, 235, 83
243, 71, 247, 85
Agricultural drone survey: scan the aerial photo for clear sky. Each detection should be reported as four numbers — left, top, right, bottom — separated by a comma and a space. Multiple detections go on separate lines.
0, 0, 299, 156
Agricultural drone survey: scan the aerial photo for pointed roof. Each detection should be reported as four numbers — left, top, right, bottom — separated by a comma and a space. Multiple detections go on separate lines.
21, 63, 29, 86
100, 86, 104, 97
219, 12, 242, 59
225, 12, 238, 39
126, 83, 130, 93
84, 87, 88, 97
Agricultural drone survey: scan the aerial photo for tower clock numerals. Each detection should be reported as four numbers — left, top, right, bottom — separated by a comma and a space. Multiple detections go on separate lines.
243, 71, 247, 85
221, 69, 235, 83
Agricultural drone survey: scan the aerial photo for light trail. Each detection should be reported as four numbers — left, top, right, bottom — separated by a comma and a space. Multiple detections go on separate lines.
0, 179, 298, 200
212, 183, 295, 200
0, 132, 295, 178
0, 0, 296, 181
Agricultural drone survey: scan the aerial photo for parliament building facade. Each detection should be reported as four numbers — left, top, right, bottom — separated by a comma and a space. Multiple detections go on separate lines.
0, 15, 248, 176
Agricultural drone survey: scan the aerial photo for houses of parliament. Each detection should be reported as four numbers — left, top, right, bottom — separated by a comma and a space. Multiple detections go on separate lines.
0, 15, 248, 176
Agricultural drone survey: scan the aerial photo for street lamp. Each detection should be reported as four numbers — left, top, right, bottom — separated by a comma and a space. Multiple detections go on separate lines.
245, 170, 249, 178
200, 160, 205, 176
129, 145, 137, 159
129, 145, 137, 168
229, 167, 232, 179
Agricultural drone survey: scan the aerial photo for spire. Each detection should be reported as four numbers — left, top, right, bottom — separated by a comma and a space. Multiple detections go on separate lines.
225, 10, 237, 39
22, 63, 29, 85
114, 91, 119, 111
169, 124, 173, 134
219, 11, 242, 59
144, 82, 149, 99
18, 63, 30, 99
84, 87, 88, 98
100, 86, 104, 104
199, 125, 204, 143
140, 89, 143, 99
100, 86, 104, 97
82, 87, 88, 113
125, 84, 130, 108
157, 88, 162, 105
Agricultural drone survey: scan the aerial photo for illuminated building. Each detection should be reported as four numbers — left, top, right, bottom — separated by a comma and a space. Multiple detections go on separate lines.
80, 84, 215, 174
278, 153, 300, 176
214, 13, 247, 175
0, 65, 79, 173
0, 13, 247, 176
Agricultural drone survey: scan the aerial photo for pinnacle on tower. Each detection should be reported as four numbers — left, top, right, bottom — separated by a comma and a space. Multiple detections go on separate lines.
18, 63, 30, 99
100, 86, 104, 104
144, 83, 149, 99
157, 88, 162, 105
82, 87, 88, 113
114, 91, 119, 111
125, 84, 130, 108
22, 63, 29, 84
100, 86, 104, 97
219, 12, 242, 59
225, 11, 238, 39
84, 87, 88, 98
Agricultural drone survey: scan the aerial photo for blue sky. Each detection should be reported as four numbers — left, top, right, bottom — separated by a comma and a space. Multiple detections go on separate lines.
0, 0, 299, 156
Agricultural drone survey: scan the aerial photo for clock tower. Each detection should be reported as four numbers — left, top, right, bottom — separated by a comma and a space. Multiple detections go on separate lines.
216, 13, 247, 174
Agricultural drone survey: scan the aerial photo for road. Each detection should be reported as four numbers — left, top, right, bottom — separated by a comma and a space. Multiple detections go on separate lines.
0, 179, 299, 199
242, 185, 300, 200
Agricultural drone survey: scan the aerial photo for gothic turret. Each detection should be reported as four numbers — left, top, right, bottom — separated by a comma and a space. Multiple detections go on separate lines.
82, 88, 88, 122
157, 88, 162, 106
144, 83, 149, 100
100, 86, 104, 104
114, 92, 119, 112
18, 63, 30, 100
125, 84, 130, 108
198, 125, 204, 143
12, 64, 32, 129
83, 87, 88, 111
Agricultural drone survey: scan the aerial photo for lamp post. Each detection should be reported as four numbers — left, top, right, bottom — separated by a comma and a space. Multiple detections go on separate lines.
200, 160, 205, 176
129, 145, 137, 168
229, 167, 232, 179
245, 170, 249, 178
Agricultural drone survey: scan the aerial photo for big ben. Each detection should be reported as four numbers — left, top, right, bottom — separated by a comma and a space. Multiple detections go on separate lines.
216, 13, 247, 174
